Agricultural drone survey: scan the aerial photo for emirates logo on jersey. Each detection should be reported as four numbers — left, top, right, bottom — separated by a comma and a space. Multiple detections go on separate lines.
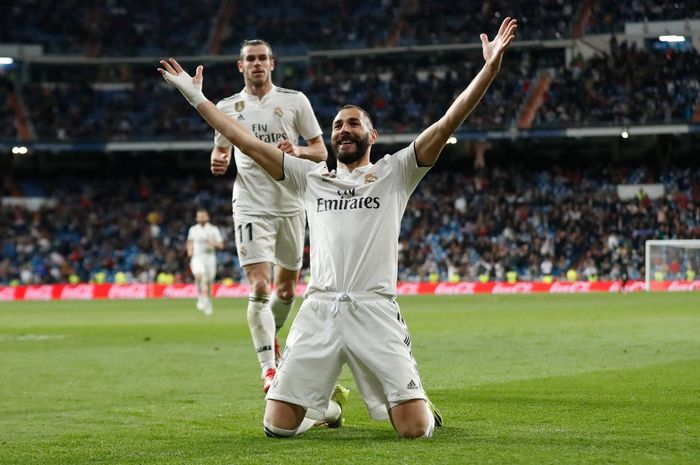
235, 100, 245, 112
364, 172, 378, 184
273, 107, 283, 118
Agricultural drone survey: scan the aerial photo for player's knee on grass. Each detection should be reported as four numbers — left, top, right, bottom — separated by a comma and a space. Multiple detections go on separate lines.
264, 399, 306, 433
390, 399, 434, 439
394, 420, 431, 439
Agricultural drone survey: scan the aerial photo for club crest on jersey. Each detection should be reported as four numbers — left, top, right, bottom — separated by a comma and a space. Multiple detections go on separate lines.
273, 106, 284, 118
364, 172, 378, 184
235, 100, 245, 112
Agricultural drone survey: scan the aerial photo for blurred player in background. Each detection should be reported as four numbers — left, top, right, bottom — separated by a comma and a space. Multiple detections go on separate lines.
159, 15, 517, 438
187, 209, 224, 315
209, 39, 328, 392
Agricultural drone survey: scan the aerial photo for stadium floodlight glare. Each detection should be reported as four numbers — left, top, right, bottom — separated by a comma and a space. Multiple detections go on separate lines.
11, 146, 29, 155
0, 57, 13, 65
658, 35, 685, 43
447, 136, 457, 144
621, 130, 629, 139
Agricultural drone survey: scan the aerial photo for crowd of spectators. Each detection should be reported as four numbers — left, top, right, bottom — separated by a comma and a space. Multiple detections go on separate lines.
18, 52, 538, 141
13, 38, 698, 142
398, 163, 700, 283
537, 38, 700, 127
397, 0, 575, 45
288, 50, 545, 134
1, 0, 222, 56
218, 0, 401, 55
3, 0, 578, 57
1, 172, 240, 285
2, 161, 698, 286
587, 0, 700, 34
2, 1, 698, 59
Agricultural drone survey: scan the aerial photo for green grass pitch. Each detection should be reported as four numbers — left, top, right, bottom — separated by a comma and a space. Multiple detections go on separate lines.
1, 293, 698, 464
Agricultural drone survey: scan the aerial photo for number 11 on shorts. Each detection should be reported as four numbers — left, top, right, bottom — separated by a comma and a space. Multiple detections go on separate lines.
237, 223, 253, 242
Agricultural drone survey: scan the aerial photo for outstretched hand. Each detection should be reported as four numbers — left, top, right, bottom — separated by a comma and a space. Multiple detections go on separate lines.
158, 58, 208, 107
480, 17, 518, 71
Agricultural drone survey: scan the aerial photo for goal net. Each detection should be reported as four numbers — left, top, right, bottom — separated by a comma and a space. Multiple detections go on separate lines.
645, 240, 700, 291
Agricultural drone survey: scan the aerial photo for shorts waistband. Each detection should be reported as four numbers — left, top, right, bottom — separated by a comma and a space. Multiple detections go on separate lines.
305, 291, 390, 302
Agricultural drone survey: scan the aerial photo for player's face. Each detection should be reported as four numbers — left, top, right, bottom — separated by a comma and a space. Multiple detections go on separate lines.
331, 108, 374, 165
196, 211, 209, 224
238, 44, 274, 87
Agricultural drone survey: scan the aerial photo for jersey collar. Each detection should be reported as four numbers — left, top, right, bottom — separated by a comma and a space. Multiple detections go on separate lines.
336, 162, 373, 180
240, 84, 277, 101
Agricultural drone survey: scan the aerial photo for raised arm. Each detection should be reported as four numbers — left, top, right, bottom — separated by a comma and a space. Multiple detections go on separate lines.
414, 17, 517, 167
158, 59, 284, 180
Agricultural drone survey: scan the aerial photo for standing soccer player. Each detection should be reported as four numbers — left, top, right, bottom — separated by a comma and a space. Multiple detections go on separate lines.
210, 40, 328, 392
160, 17, 517, 438
187, 209, 224, 315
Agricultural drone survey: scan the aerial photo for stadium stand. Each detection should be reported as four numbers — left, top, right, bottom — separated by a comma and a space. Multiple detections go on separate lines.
1, 172, 240, 285
2, 1, 699, 55
1, 0, 699, 286
8, 40, 697, 141
537, 38, 700, 126
2, 161, 698, 285
586, 0, 700, 34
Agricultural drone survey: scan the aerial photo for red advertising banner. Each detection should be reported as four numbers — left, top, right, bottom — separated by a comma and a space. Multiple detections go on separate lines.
0, 280, 697, 302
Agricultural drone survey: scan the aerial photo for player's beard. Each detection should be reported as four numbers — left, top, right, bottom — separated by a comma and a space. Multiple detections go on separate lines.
333, 132, 370, 165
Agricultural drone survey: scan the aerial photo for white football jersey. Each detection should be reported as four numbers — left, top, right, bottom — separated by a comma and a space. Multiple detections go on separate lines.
280, 143, 430, 298
215, 85, 323, 216
187, 223, 223, 258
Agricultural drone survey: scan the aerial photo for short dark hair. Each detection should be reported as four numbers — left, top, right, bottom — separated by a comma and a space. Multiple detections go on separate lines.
239, 39, 274, 61
340, 104, 374, 129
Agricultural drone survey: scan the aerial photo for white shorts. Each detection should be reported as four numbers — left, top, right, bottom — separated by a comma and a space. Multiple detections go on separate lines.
190, 256, 216, 281
232, 213, 305, 271
266, 293, 426, 421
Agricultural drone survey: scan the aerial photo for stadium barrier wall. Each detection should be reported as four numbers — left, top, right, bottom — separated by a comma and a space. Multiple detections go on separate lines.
1, 280, 699, 301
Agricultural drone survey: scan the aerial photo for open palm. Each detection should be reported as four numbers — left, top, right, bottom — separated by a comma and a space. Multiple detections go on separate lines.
481, 17, 518, 70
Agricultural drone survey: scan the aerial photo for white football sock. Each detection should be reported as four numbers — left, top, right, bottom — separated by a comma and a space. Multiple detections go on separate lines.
263, 420, 297, 438
296, 417, 317, 435
270, 294, 294, 333
199, 277, 209, 297
421, 403, 436, 438
324, 400, 341, 423
246, 294, 276, 372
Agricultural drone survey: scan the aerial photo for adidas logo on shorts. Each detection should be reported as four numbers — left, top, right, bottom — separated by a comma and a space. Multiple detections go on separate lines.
407, 379, 419, 390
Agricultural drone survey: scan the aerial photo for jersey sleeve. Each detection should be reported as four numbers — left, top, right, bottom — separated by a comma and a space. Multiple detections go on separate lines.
295, 93, 323, 141
213, 100, 233, 148
390, 141, 431, 194
187, 226, 195, 240
279, 153, 315, 196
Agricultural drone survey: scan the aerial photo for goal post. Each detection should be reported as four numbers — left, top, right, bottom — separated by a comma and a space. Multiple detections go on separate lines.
645, 240, 700, 291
